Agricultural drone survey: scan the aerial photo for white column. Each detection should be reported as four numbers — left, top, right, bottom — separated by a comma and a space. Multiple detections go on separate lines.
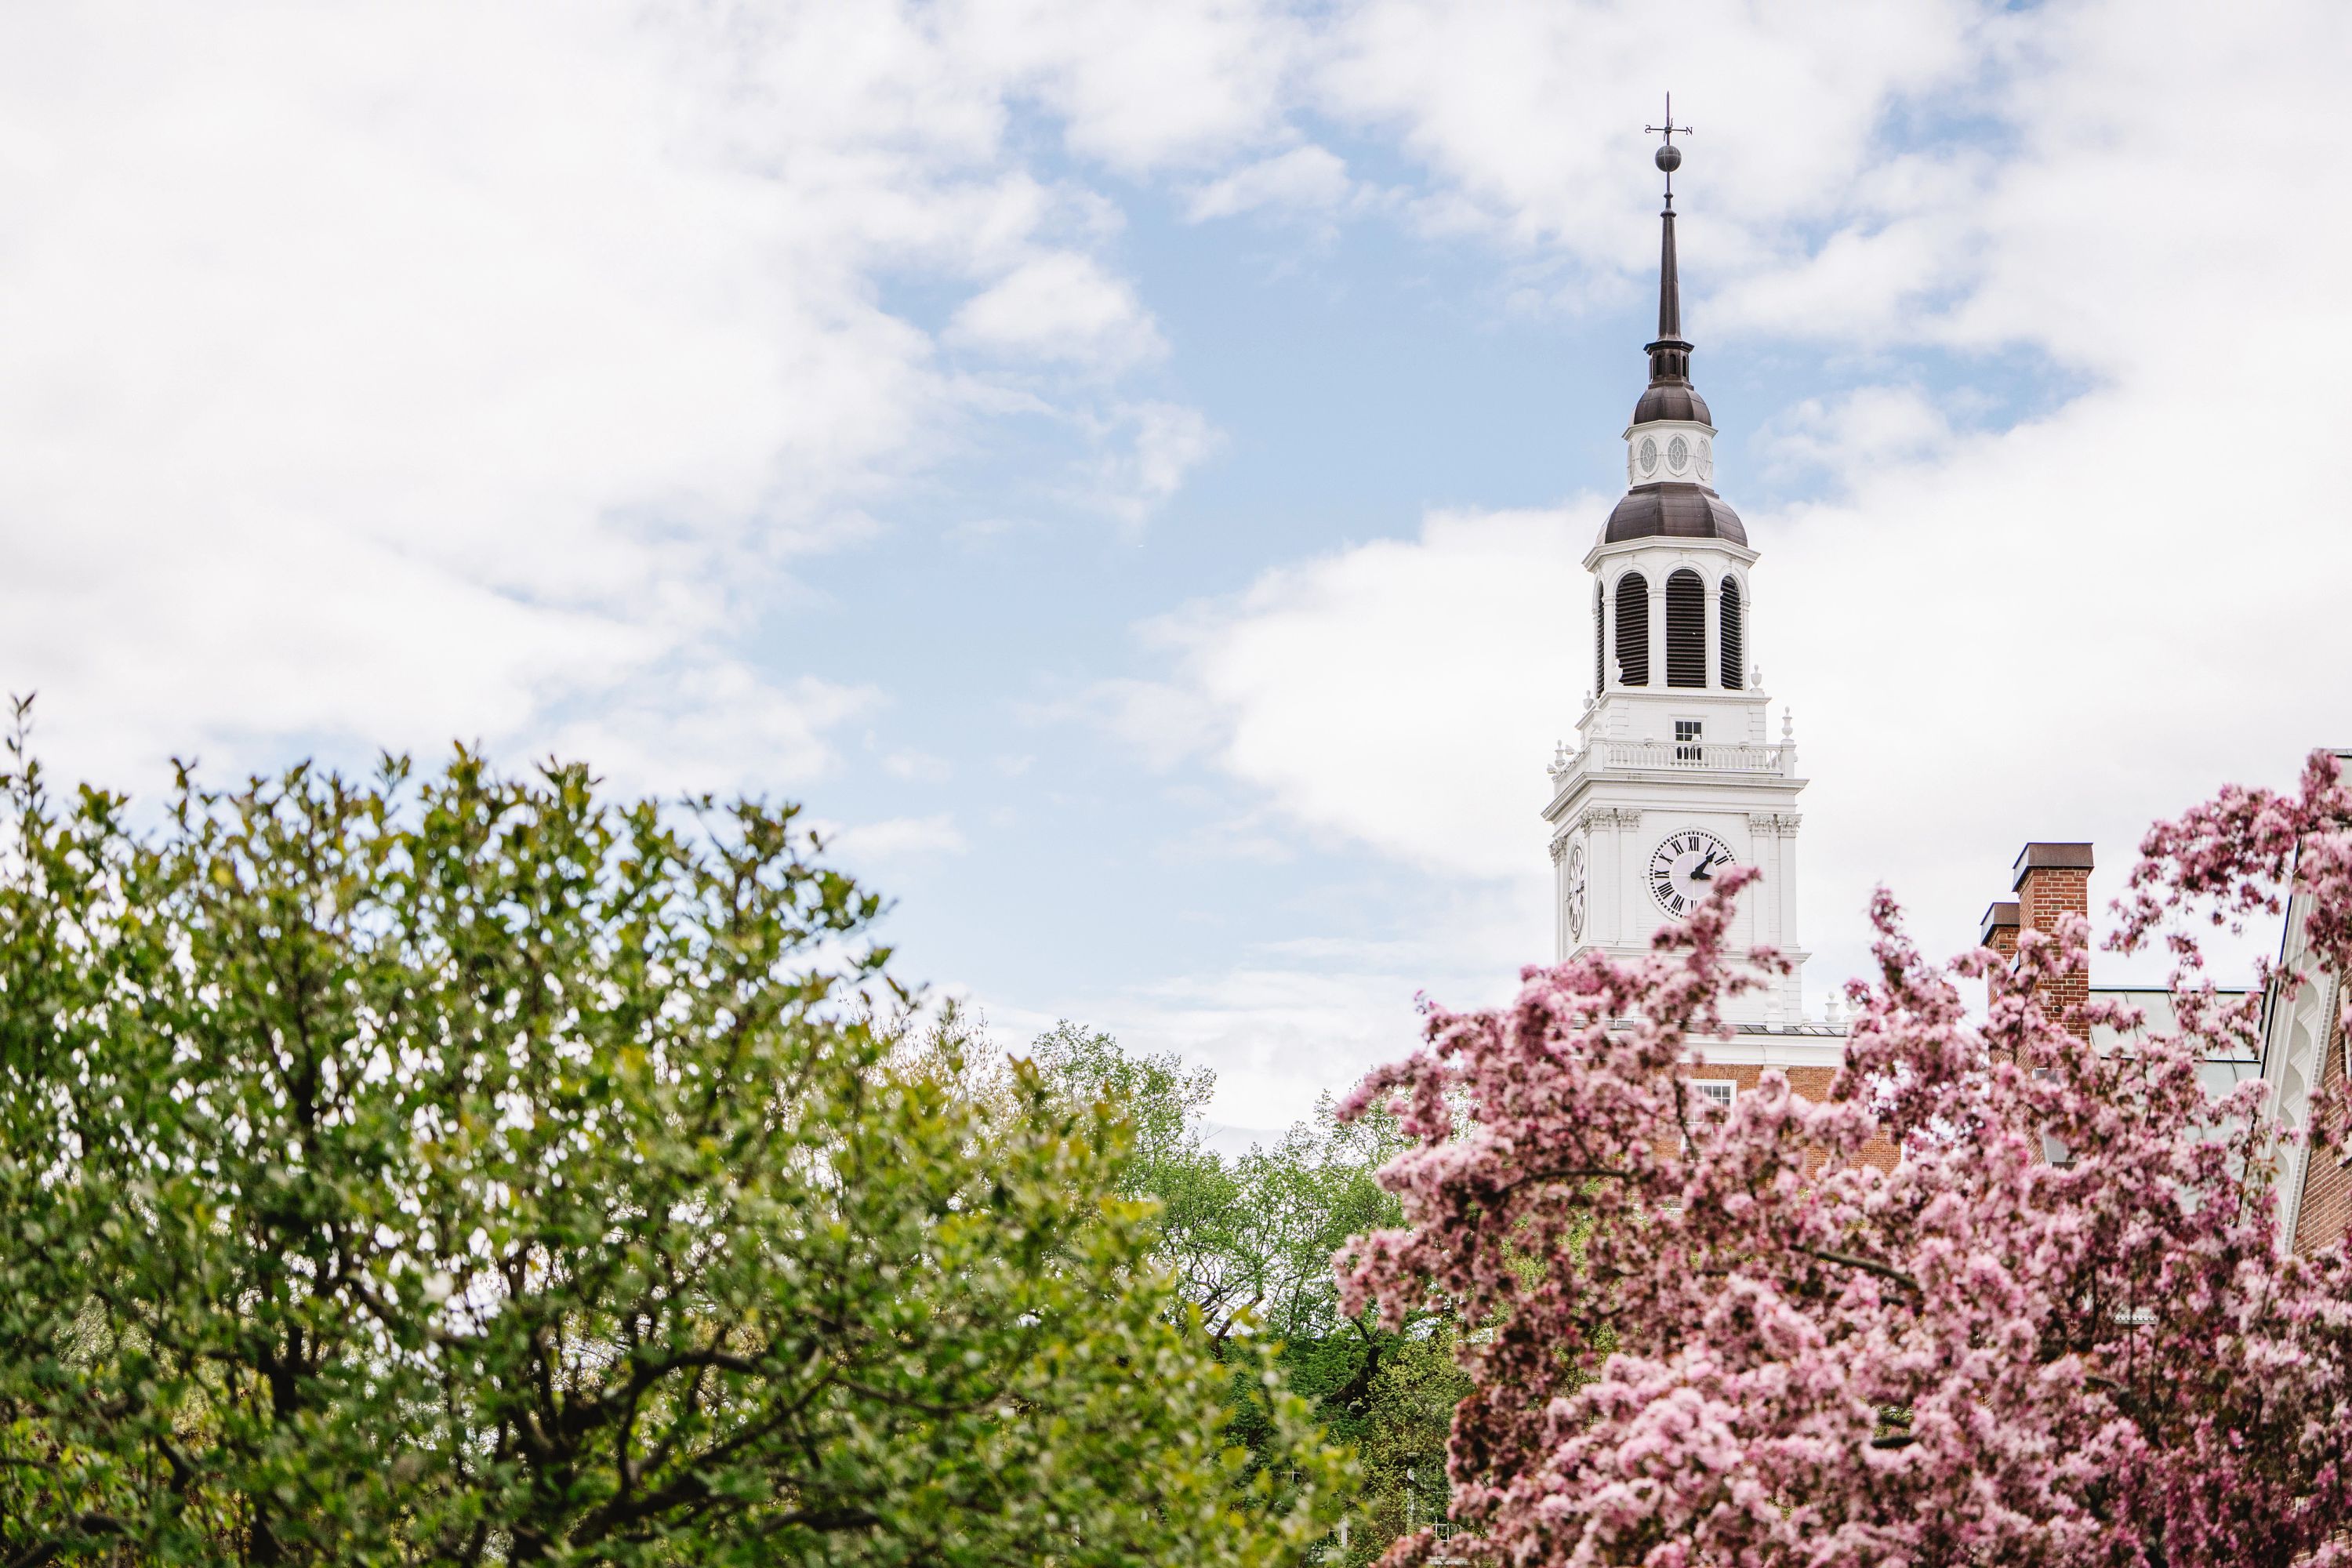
1647, 580, 1667, 693
1748, 814, 1781, 949
1704, 573, 1721, 691
1599, 583, 1614, 693
1617, 809, 1642, 945
1590, 822, 1609, 945
1551, 835, 1568, 961
1777, 815, 1802, 953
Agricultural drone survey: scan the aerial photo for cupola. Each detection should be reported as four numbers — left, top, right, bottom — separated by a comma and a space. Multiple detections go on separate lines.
1602, 123, 1744, 548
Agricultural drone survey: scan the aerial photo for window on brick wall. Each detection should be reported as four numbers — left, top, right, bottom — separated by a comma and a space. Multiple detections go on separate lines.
1683, 1079, 1737, 1153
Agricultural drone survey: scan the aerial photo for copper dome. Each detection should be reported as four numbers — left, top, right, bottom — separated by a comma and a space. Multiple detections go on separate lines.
1601, 482, 1746, 546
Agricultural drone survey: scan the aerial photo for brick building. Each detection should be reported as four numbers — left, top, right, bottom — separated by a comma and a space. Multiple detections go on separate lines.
1978, 833, 2351, 1254
1979, 843, 2258, 1075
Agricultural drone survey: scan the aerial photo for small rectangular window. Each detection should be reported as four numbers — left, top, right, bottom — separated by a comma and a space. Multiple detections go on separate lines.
1675, 719, 1703, 763
1682, 1079, 1737, 1154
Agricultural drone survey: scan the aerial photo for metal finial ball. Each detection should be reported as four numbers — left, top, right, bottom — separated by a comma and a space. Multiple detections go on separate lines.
1654, 143, 1682, 173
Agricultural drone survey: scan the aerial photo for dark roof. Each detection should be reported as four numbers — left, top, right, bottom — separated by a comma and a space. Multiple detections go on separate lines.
1632, 381, 1711, 424
2012, 842, 2095, 890
1981, 900, 2021, 943
1601, 483, 1747, 546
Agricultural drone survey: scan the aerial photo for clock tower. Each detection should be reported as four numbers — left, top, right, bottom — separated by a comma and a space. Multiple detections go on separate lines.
1544, 120, 1810, 1025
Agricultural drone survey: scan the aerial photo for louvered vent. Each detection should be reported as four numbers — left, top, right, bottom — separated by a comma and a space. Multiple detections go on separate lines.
1665, 569, 1706, 688
1593, 581, 1604, 692
1719, 577, 1744, 690
1613, 572, 1649, 687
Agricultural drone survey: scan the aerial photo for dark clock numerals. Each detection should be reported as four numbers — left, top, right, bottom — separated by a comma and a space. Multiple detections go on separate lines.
1648, 828, 1737, 921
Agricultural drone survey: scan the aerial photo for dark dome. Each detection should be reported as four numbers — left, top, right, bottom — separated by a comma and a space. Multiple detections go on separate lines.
1602, 482, 1746, 546
1632, 381, 1711, 425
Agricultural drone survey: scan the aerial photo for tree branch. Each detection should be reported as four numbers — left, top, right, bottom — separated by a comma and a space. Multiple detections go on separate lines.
1795, 1246, 1922, 1296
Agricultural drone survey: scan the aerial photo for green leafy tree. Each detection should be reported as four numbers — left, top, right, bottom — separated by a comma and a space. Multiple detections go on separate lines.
0, 732, 1343, 1566
1028, 1025, 1255, 1340
1027, 1030, 1465, 1566
1227, 1105, 1466, 1567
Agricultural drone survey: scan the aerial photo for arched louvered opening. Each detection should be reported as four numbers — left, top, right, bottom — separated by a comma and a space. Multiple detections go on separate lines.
1719, 576, 1744, 691
1613, 572, 1649, 687
1592, 580, 1604, 693
1665, 569, 1706, 688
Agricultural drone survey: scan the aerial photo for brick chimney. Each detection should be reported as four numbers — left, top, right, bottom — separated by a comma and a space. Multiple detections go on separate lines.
2013, 842, 2093, 1039
1980, 900, 2020, 961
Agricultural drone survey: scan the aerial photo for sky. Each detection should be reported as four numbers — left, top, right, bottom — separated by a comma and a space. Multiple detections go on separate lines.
2, 0, 2347, 1136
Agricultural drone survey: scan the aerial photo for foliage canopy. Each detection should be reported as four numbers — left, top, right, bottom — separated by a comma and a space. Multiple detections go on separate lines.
0, 738, 1341, 1566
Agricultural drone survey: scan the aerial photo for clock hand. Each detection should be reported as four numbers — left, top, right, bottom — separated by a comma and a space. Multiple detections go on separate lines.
1690, 850, 1719, 882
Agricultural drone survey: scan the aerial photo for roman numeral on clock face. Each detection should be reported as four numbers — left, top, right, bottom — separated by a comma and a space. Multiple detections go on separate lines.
1647, 828, 1736, 922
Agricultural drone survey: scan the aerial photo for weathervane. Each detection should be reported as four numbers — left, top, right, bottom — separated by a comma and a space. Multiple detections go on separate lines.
1645, 93, 1691, 206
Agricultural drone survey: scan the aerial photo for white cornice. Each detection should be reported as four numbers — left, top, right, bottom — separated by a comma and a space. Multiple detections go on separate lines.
1584, 533, 1759, 572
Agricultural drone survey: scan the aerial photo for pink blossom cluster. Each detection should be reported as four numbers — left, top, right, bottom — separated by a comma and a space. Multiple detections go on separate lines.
1338, 757, 2352, 1568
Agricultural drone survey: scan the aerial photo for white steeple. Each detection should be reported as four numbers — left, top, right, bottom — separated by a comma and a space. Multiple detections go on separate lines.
1543, 109, 1811, 1026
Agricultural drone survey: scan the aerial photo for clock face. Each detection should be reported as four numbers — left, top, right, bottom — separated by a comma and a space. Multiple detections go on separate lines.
1648, 829, 1737, 920
1565, 842, 1588, 942
1639, 436, 1659, 476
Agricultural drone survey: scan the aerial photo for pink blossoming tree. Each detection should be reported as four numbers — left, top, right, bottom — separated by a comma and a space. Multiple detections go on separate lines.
1338, 753, 2352, 1568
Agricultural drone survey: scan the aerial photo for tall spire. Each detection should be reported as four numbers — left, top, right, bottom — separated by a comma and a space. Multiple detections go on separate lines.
1648, 95, 1688, 343
1657, 199, 1682, 344
1633, 95, 1707, 426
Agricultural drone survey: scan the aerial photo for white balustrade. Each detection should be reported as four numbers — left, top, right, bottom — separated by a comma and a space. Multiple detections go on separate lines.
1552, 739, 1795, 782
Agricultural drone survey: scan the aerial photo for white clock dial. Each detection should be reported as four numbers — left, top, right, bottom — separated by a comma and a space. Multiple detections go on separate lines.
1647, 829, 1737, 920
1566, 842, 1588, 942
1639, 436, 1659, 476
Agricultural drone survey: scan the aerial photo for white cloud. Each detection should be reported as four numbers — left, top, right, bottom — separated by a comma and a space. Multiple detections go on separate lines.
948, 252, 1169, 367
1093, 401, 1224, 527
1312, 0, 1989, 266
1189, 144, 1354, 220
543, 668, 882, 797
826, 813, 970, 863
1022, 886, 1545, 1126
1105, 506, 1592, 879
883, 749, 955, 782
1759, 386, 1958, 488
1057, 677, 1225, 772
948, 0, 1303, 171
0, 1, 1236, 791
